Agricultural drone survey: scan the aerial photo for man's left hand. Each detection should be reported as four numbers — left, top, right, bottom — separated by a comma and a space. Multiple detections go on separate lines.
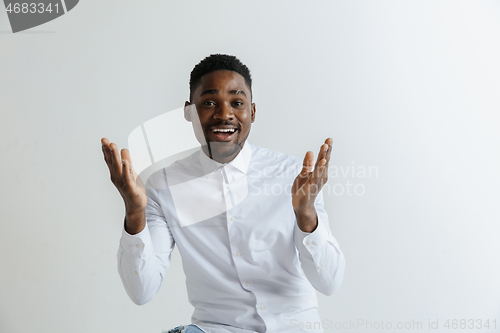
292, 138, 333, 233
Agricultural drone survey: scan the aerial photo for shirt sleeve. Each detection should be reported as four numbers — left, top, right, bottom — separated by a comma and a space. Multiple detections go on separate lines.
117, 175, 175, 305
294, 190, 346, 296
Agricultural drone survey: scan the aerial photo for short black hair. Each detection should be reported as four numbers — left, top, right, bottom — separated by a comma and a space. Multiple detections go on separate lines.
189, 54, 252, 101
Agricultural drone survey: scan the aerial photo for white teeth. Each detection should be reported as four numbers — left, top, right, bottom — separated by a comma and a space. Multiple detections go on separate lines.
213, 129, 235, 133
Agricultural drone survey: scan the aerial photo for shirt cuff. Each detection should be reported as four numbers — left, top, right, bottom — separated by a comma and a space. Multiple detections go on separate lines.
119, 223, 155, 258
295, 214, 329, 259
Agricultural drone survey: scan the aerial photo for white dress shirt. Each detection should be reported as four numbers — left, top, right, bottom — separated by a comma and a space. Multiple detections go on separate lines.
117, 141, 345, 333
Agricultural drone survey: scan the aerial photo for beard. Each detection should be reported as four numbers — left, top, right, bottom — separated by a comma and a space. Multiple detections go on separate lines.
206, 141, 242, 160
202, 120, 246, 162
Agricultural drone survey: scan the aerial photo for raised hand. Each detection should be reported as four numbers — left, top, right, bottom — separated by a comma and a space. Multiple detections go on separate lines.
292, 138, 333, 233
101, 138, 147, 234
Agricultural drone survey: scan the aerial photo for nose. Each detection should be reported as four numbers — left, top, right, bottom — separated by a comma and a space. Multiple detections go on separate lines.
214, 102, 235, 120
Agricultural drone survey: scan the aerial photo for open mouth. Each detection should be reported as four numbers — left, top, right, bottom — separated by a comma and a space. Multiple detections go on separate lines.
210, 128, 238, 141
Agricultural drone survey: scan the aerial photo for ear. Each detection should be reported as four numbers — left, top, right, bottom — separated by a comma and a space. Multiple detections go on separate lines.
251, 103, 256, 123
184, 101, 192, 122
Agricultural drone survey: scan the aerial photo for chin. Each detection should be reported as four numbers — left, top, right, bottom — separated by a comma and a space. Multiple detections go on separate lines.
208, 141, 241, 159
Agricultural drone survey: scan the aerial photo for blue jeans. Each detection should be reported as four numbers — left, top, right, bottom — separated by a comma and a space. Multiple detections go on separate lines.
164, 325, 205, 333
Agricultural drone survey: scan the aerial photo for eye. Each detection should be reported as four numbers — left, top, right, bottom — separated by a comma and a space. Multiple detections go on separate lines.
233, 101, 244, 107
202, 101, 215, 106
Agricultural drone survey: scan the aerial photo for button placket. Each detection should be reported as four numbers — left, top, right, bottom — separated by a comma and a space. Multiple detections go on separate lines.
221, 166, 236, 210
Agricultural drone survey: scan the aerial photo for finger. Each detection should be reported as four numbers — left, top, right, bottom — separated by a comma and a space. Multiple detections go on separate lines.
301, 151, 314, 176
313, 143, 329, 178
121, 148, 145, 189
307, 158, 327, 197
311, 156, 327, 183
101, 138, 111, 163
101, 137, 110, 146
292, 151, 314, 195
121, 158, 133, 190
317, 159, 329, 190
320, 138, 333, 186
109, 142, 123, 182
121, 149, 136, 184
313, 138, 333, 174
309, 145, 328, 188
102, 143, 111, 167
101, 138, 117, 179
315, 143, 328, 169
324, 137, 333, 164
121, 148, 134, 168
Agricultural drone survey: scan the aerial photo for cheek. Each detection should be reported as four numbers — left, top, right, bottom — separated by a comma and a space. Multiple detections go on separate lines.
197, 112, 212, 127
237, 110, 252, 125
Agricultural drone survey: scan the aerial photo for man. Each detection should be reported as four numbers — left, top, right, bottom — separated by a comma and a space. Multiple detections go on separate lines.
101, 54, 345, 333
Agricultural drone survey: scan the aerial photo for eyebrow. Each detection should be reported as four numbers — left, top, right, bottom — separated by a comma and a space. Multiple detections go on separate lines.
200, 89, 247, 97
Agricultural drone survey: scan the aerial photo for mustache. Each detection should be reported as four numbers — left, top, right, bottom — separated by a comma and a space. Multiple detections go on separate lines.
206, 121, 241, 131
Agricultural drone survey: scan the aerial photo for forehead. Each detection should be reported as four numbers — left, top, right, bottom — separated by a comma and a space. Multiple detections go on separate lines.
194, 70, 250, 96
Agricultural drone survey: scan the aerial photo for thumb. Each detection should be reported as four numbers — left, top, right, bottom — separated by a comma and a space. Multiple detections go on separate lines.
300, 151, 314, 176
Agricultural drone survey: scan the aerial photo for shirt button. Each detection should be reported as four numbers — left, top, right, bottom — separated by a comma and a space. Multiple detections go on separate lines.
318, 265, 323, 269
134, 271, 139, 275
306, 241, 313, 246
226, 185, 230, 190
245, 281, 251, 287
235, 251, 241, 257
260, 305, 265, 311
135, 244, 142, 248
230, 216, 235, 222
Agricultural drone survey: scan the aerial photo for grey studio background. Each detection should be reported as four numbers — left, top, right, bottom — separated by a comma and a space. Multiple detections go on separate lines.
1, 1, 500, 332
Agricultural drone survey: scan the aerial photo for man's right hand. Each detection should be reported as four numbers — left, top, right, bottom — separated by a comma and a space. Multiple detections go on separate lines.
101, 137, 147, 234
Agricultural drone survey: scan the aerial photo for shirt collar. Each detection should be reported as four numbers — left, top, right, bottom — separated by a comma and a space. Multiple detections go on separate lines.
198, 141, 252, 178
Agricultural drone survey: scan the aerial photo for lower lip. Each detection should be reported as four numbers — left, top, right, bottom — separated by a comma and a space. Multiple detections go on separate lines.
210, 130, 237, 141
